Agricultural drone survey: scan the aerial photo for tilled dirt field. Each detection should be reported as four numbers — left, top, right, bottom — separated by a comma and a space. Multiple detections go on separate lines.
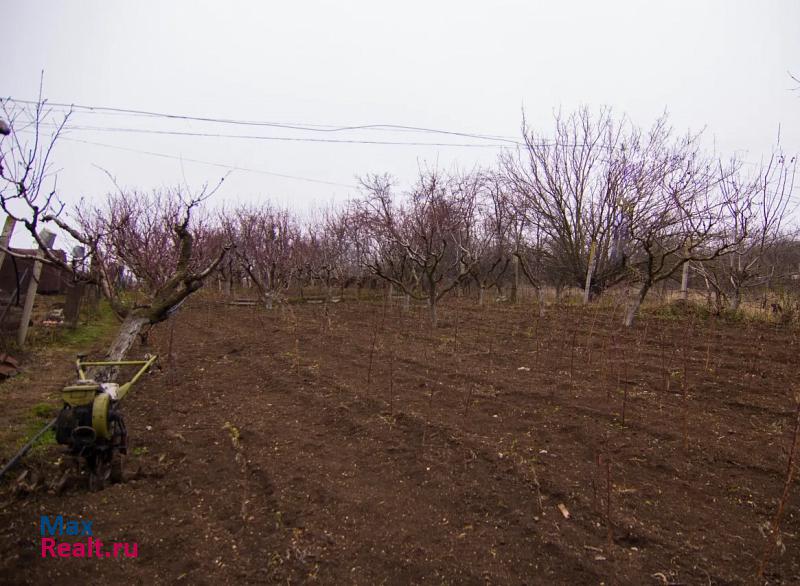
1, 296, 798, 584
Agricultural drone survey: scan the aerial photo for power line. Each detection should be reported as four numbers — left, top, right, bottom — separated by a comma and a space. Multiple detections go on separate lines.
6, 98, 795, 166
47, 121, 791, 167
54, 123, 517, 148
4, 97, 524, 145
57, 135, 359, 189
35, 119, 622, 151
13, 128, 800, 200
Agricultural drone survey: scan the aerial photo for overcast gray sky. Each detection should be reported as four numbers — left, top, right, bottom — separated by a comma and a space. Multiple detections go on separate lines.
4, 0, 800, 224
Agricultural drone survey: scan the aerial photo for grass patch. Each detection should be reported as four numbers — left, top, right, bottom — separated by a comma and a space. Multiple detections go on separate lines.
39, 301, 119, 352
17, 402, 59, 453
30, 402, 56, 419
19, 424, 56, 453
647, 300, 713, 321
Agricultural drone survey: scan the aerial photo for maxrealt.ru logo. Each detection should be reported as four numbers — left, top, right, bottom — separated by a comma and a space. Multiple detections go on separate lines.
40, 515, 138, 559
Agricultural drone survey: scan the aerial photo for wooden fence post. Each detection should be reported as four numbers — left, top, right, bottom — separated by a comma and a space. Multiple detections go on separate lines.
63, 245, 87, 327
0, 216, 16, 272
63, 283, 85, 328
17, 229, 56, 347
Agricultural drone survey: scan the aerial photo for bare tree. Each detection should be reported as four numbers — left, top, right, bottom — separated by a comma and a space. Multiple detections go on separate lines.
467, 173, 513, 305
694, 151, 796, 312
226, 204, 297, 308
76, 185, 229, 364
514, 223, 554, 316
618, 134, 747, 326
298, 207, 355, 301
353, 175, 418, 305
500, 107, 631, 301
358, 168, 483, 326
0, 95, 228, 367
0, 93, 75, 265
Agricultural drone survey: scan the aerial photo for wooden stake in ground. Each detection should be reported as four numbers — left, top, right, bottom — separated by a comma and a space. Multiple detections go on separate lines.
17, 229, 56, 347
0, 216, 16, 273
585, 302, 601, 367
620, 357, 629, 426
569, 327, 578, 390
681, 318, 695, 454
63, 282, 85, 329
756, 395, 800, 581
388, 335, 395, 415
605, 456, 613, 551
167, 319, 177, 385
453, 299, 459, 353
367, 306, 379, 387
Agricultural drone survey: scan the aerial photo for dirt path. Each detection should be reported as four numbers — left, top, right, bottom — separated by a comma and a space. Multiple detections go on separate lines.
1, 298, 798, 584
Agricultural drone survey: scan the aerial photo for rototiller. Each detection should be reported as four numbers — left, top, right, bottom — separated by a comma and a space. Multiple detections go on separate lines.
54, 354, 158, 490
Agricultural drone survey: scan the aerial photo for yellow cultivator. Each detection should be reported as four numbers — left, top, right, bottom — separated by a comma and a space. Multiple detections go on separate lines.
54, 355, 158, 491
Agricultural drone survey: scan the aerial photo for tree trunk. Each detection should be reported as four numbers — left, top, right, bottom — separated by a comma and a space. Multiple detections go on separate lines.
701, 269, 713, 310
536, 286, 546, 318
18, 230, 56, 347
711, 290, 724, 315
478, 285, 485, 306
89, 314, 150, 382
680, 262, 690, 301
429, 293, 437, 327
730, 289, 741, 312
511, 255, 519, 305
624, 283, 651, 328
583, 241, 597, 305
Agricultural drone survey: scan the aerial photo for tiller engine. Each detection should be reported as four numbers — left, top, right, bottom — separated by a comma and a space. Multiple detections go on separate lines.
55, 354, 157, 490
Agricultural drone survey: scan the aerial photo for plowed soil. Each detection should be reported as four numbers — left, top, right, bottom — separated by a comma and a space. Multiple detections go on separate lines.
1, 296, 798, 584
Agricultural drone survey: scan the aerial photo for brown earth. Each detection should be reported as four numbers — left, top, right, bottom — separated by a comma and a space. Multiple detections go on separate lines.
0, 296, 798, 585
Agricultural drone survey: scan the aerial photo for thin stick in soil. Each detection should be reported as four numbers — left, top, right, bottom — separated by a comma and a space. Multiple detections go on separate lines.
366, 306, 379, 387
682, 346, 690, 453
569, 327, 578, 390
755, 394, 800, 581
607, 333, 618, 403
453, 299, 459, 353
605, 455, 613, 551
661, 331, 670, 394
591, 456, 599, 515
585, 302, 601, 368
619, 356, 629, 426
388, 336, 395, 416
463, 384, 475, 417
704, 321, 713, 372
681, 317, 695, 454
